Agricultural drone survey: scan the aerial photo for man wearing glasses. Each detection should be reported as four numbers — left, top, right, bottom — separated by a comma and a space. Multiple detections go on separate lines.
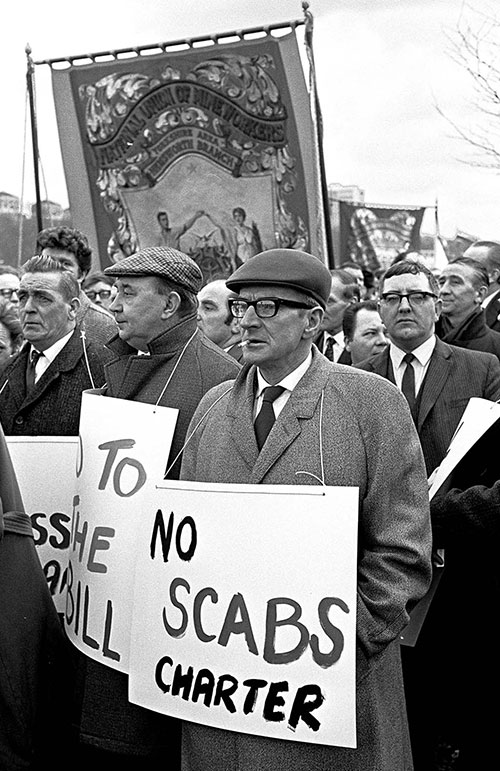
180, 248, 433, 771
357, 258, 500, 770
0, 265, 20, 309
82, 271, 116, 312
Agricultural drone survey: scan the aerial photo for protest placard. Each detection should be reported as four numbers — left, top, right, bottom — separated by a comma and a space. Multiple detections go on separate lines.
65, 390, 178, 673
128, 480, 359, 748
7, 436, 78, 613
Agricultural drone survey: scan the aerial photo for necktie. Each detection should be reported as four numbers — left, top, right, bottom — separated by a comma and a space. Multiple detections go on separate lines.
254, 386, 285, 450
26, 349, 42, 390
401, 352, 416, 418
324, 336, 335, 361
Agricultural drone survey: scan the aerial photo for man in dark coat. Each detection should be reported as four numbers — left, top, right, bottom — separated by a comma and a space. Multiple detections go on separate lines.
435, 256, 500, 360
180, 248, 432, 771
0, 256, 108, 436
429, 417, 500, 770
357, 258, 500, 769
70, 246, 240, 769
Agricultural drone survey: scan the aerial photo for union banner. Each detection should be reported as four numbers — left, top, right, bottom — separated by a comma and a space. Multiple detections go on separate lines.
49, 27, 326, 277
338, 201, 426, 271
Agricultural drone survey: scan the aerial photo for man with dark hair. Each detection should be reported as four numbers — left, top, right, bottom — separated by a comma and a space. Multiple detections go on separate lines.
179, 247, 432, 771
463, 239, 500, 330
36, 225, 117, 348
197, 278, 243, 360
356, 258, 500, 769
70, 245, 240, 769
436, 256, 500, 359
0, 255, 108, 435
314, 268, 359, 362
342, 299, 388, 365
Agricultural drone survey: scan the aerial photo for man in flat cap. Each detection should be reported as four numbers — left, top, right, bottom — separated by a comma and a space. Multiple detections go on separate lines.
180, 248, 432, 771
70, 246, 240, 769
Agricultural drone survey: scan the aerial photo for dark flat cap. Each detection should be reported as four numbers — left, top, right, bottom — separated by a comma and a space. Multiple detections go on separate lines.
104, 246, 203, 293
226, 248, 332, 308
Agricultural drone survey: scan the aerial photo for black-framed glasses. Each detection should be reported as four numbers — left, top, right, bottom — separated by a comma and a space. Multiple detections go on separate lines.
228, 297, 313, 319
379, 291, 437, 308
85, 289, 112, 301
0, 288, 18, 300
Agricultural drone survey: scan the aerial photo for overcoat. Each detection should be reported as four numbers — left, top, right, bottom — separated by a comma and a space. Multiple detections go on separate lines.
71, 313, 241, 760
436, 306, 500, 360
180, 348, 432, 771
0, 326, 109, 436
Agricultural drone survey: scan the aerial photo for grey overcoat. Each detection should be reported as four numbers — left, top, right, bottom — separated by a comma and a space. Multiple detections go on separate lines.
180, 348, 432, 771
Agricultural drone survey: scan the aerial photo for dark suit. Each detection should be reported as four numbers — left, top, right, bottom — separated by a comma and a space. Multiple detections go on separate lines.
357, 337, 500, 474
357, 337, 500, 769
0, 327, 109, 435
484, 287, 500, 331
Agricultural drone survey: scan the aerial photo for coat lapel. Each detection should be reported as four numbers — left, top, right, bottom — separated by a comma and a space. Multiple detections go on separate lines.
416, 339, 452, 430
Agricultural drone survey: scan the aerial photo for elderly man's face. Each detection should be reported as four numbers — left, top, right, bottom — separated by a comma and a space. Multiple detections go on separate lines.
197, 281, 235, 347
438, 263, 484, 322
109, 276, 170, 352
17, 272, 78, 351
237, 284, 321, 382
320, 277, 353, 335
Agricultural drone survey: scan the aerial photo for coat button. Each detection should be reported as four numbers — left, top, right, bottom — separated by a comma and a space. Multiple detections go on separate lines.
14, 416, 24, 425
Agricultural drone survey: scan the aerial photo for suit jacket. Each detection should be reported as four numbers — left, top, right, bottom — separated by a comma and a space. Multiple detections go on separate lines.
0, 327, 108, 435
313, 331, 350, 363
180, 348, 432, 771
357, 337, 500, 474
484, 287, 500, 331
358, 337, 500, 765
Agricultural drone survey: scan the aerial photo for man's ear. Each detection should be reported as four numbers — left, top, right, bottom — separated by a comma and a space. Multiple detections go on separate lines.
303, 307, 324, 339
69, 296, 81, 319
476, 285, 488, 304
162, 291, 181, 318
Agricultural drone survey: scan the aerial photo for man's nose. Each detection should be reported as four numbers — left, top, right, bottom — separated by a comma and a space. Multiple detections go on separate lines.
240, 305, 260, 328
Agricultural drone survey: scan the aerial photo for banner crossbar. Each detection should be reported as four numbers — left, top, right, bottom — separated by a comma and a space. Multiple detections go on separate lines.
34, 19, 305, 68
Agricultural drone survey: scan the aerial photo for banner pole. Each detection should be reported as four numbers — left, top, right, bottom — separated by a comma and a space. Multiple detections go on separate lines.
303, 2, 334, 267
25, 44, 43, 234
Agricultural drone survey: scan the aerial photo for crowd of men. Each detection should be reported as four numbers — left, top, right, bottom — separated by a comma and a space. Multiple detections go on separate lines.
1, 226, 499, 771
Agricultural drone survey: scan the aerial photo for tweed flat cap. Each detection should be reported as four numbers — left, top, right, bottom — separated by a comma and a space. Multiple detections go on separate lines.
104, 246, 203, 293
226, 248, 332, 308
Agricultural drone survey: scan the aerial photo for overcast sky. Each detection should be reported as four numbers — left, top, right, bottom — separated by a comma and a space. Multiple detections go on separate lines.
3, 0, 500, 240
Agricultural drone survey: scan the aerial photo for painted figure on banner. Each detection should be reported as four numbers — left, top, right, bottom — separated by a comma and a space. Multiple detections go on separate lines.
156, 210, 206, 249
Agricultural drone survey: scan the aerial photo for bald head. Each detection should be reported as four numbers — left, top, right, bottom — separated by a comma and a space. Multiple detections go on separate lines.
197, 279, 241, 348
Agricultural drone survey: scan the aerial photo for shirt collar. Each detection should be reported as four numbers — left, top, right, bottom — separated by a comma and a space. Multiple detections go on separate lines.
33, 328, 74, 364
256, 350, 313, 396
389, 334, 436, 369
